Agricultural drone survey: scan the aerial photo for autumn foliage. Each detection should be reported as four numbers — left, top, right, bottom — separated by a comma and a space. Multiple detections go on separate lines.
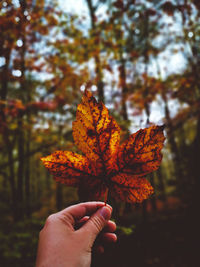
41, 90, 165, 203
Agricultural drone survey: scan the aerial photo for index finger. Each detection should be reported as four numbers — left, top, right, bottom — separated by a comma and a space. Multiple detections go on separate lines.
60, 201, 112, 222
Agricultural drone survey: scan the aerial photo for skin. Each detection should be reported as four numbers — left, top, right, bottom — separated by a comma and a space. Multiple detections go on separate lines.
36, 202, 117, 267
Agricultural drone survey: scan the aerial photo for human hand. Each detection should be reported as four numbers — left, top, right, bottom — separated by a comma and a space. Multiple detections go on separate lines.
36, 202, 117, 267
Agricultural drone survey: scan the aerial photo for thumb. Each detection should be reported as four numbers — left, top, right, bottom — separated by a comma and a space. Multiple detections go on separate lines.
81, 205, 112, 244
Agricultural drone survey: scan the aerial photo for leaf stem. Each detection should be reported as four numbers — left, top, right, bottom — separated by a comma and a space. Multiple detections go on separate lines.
104, 188, 108, 205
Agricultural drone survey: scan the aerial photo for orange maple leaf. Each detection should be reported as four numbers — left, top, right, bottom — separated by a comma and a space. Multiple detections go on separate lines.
41, 90, 165, 203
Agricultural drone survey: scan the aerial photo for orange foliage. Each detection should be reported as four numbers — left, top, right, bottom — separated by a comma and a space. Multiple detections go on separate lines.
41, 90, 165, 203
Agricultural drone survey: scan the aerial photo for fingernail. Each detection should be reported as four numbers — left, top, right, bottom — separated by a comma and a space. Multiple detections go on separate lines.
99, 206, 111, 220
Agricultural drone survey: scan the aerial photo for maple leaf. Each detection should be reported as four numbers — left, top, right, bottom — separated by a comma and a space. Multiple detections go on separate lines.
41, 90, 165, 203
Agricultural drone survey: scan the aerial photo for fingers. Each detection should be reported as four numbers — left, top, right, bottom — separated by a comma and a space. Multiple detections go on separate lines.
96, 245, 104, 254
103, 220, 116, 233
75, 216, 89, 228
60, 202, 112, 222
76, 216, 116, 233
94, 232, 117, 254
79, 205, 112, 237
55, 202, 116, 256
76, 215, 117, 253
101, 232, 117, 243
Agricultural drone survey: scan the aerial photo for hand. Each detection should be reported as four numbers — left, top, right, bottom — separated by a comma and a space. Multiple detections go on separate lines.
36, 202, 117, 267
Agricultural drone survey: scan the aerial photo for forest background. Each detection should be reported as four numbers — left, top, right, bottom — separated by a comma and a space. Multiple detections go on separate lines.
0, 0, 199, 266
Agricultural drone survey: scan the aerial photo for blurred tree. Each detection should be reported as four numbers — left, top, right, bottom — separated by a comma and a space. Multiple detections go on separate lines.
85, 0, 105, 102
0, 0, 84, 220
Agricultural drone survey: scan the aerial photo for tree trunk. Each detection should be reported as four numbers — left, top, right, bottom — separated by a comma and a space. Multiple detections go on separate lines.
0, 45, 18, 220
190, 116, 200, 205
25, 131, 31, 218
85, 0, 104, 102
163, 97, 184, 194
156, 167, 166, 202
119, 58, 128, 121
6, 136, 18, 220
16, 0, 27, 220
149, 173, 157, 214
142, 200, 148, 222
